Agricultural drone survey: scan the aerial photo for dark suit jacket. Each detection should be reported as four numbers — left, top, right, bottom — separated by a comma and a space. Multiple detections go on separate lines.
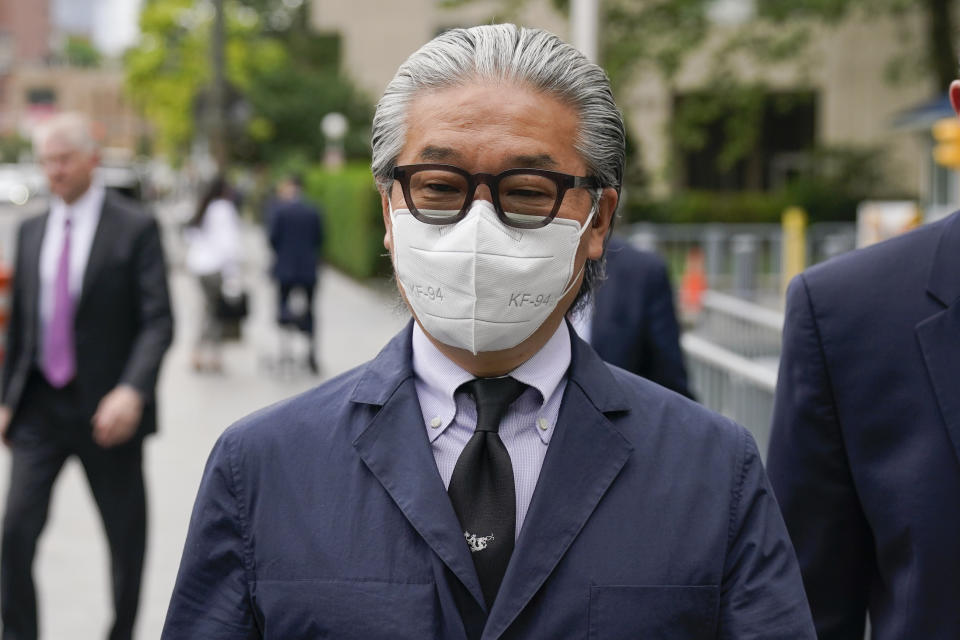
767, 211, 960, 639
163, 322, 813, 639
268, 197, 324, 285
1, 189, 174, 438
591, 236, 691, 397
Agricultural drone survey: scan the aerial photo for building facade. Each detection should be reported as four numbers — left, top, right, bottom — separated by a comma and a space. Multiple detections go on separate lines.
311, 0, 938, 208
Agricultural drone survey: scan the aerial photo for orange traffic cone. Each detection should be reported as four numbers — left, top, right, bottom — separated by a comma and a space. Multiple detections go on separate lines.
680, 247, 707, 317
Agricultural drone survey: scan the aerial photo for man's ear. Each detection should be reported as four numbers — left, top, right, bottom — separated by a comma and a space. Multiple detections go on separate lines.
951, 80, 960, 118
585, 187, 618, 260
381, 189, 393, 253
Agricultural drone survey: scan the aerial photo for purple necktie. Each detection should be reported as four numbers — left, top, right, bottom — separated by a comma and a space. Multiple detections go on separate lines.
43, 214, 76, 387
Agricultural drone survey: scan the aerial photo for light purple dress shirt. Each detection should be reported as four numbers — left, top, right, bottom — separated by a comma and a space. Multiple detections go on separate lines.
411, 321, 571, 538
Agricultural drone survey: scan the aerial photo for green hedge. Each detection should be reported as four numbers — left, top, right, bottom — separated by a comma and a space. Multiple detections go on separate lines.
304, 163, 390, 279
623, 184, 873, 225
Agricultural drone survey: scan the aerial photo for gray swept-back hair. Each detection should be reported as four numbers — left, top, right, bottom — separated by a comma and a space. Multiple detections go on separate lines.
371, 23, 626, 310
33, 112, 99, 156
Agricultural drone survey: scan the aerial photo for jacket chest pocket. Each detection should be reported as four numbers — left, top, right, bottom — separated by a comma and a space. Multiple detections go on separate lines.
254, 578, 437, 640
588, 585, 719, 640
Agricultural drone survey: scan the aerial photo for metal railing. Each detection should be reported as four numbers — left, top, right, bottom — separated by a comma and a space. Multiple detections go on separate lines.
626, 221, 856, 300
695, 290, 783, 359
682, 291, 785, 455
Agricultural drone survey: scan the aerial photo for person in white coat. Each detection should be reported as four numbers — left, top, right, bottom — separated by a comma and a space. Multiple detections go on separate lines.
185, 176, 241, 372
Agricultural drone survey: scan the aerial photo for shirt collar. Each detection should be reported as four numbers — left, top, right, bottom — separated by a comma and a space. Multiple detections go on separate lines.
412, 323, 475, 436
411, 321, 572, 441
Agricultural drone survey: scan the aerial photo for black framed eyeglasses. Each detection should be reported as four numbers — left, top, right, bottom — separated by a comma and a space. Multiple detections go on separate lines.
391, 164, 601, 229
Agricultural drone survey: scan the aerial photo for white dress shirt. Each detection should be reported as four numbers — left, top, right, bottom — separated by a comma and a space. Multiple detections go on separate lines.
38, 181, 105, 362
411, 321, 571, 538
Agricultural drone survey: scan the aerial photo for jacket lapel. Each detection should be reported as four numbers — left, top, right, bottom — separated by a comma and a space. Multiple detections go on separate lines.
77, 192, 117, 316
917, 211, 960, 467
482, 331, 633, 640
18, 214, 47, 356
350, 324, 488, 613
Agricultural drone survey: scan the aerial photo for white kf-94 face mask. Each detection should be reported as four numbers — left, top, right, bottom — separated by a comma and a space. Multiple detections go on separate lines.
391, 198, 595, 355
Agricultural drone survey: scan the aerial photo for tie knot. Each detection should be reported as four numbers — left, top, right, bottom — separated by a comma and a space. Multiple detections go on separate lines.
461, 376, 527, 433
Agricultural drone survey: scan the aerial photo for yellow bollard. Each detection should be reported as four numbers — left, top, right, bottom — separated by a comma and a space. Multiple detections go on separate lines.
933, 118, 960, 168
782, 207, 807, 298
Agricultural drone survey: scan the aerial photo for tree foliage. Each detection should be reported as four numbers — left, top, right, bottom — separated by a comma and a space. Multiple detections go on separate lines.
64, 36, 102, 68
124, 0, 373, 164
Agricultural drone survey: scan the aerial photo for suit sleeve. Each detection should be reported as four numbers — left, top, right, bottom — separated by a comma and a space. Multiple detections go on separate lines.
641, 259, 692, 398
162, 432, 261, 638
119, 217, 174, 398
766, 275, 874, 639
268, 209, 281, 252
719, 427, 815, 639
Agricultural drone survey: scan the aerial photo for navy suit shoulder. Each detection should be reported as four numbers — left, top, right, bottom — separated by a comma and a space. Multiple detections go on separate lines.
603, 362, 737, 450
768, 212, 960, 639
800, 215, 944, 321
219, 363, 371, 459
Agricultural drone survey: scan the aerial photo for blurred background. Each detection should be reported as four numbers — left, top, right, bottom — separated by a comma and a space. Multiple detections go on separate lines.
0, 0, 957, 636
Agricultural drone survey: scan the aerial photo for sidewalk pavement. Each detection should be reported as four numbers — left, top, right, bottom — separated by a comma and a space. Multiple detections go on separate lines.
0, 206, 409, 638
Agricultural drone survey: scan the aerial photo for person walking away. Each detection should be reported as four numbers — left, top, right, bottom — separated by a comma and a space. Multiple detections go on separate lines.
268, 174, 325, 374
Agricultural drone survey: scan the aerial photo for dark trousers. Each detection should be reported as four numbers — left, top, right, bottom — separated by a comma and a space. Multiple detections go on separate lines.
1, 374, 146, 640
278, 281, 317, 338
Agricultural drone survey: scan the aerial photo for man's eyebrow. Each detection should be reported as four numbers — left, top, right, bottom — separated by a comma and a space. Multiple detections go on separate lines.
418, 146, 461, 162
414, 148, 559, 169
508, 154, 558, 169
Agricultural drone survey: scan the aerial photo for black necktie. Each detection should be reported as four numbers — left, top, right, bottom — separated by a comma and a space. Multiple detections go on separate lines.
448, 376, 526, 608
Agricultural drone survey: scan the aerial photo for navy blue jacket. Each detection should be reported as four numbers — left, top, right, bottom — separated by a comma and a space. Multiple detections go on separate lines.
768, 211, 960, 639
591, 236, 691, 398
163, 323, 813, 639
268, 197, 324, 285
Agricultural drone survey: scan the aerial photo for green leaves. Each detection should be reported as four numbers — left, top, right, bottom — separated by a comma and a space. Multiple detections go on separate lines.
124, 0, 372, 164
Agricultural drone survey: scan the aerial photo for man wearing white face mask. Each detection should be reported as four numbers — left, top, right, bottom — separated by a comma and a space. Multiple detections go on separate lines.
163, 24, 814, 639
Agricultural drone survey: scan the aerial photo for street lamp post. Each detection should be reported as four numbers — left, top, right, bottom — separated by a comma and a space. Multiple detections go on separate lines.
210, 0, 228, 172
570, 0, 598, 63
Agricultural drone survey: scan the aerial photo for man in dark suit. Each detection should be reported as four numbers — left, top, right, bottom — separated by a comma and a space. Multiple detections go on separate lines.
766, 82, 960, 639
0, 113, 173, 640
163, 25, 812, 638
268, 175, 325, 373
577, 234, 691, 397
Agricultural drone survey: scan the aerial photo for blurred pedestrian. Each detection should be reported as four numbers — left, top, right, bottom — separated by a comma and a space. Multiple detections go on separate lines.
766, 75, 960, 639
268, 174, 325, 374
163, 24, 813, 638
0, 112, 173, 640
569, 235, 691, 398
184, 176, 242, 373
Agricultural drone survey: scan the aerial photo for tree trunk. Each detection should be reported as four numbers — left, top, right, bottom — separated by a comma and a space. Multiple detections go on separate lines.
927, 0, 958, 90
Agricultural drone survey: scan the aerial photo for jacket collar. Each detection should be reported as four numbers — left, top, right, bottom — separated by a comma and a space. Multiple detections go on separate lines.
926, 210, 960, 307
350, 321, 634, 638
565, 319, 631, 414
349, 319, 631, 414
349, 321, 416, 406
918, 210, 960, 469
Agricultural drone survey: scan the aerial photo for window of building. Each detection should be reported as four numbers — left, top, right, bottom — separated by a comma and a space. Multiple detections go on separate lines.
673, 90, 817, 191
27, 87, 56, 106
